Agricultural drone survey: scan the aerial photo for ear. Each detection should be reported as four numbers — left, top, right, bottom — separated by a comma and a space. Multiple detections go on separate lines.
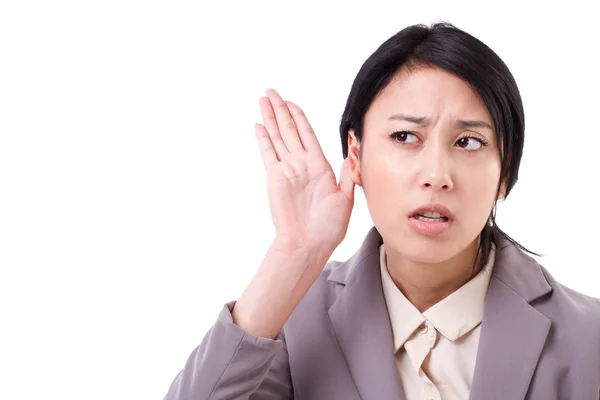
347, 129, 362, 187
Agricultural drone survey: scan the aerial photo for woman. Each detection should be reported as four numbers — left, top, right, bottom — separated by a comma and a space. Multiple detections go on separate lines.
165, 22, 600, 399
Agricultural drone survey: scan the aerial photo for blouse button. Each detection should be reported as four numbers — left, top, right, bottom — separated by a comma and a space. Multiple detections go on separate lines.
418, 323, 428, 334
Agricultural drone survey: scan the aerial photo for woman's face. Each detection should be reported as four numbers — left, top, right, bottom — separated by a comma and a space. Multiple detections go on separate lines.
347, 66, 506, 263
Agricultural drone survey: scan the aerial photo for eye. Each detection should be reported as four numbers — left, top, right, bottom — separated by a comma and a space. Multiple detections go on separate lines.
391, 131, 419, 144
390, 131, 490, 151
456, 135, 489, 151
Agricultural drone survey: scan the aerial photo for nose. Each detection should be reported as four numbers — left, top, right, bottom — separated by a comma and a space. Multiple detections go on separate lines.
418, 142, 453, 192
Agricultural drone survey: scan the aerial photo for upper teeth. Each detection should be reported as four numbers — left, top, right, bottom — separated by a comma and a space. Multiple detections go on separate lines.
420, 211, 444, 218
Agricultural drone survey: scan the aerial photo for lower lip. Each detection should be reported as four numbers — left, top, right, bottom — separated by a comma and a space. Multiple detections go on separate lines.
408, 216, 453, 235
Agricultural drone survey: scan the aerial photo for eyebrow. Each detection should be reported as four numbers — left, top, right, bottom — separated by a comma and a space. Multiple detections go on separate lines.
387, 113, 493, 130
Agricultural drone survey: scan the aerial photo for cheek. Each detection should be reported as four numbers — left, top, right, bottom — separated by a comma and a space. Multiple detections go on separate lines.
362, 156, 413, 223
457, 163, 501, 209
363, 153, 410, 193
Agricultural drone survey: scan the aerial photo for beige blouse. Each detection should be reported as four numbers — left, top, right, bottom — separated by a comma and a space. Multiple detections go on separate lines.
379, 242, 496, 400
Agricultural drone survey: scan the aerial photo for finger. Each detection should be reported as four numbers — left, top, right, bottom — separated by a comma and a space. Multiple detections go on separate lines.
265, 89, 304, 152
339, 158, 355, 202
255, 123, 279, 169
286, 100, 324, 154
259, 96, 289, 160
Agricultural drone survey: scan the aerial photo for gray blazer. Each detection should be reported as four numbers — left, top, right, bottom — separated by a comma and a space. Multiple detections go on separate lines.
165, 226, 600, 399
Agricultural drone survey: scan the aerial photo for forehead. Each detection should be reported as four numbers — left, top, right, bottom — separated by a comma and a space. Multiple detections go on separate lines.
367, 66, 492, 122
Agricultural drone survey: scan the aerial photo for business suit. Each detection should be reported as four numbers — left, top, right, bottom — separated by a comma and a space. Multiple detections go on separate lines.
165, 226, 600, 399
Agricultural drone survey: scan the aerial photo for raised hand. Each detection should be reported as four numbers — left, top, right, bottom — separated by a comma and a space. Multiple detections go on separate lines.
255, 89, 355, 255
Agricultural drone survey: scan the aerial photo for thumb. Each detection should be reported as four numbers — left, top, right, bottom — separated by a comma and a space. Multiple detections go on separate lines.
339, 158, 355, 201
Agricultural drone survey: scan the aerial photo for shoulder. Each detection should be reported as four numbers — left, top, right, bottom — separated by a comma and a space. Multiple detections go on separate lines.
533, 263, 600, 352
537, 263, 600, 319
492, 232, 600, 327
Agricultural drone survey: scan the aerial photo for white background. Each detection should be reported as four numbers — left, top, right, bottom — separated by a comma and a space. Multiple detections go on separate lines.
1, 1, 598, 399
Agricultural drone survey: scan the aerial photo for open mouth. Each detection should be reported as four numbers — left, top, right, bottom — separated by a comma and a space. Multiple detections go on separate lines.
412, 213, 449, 222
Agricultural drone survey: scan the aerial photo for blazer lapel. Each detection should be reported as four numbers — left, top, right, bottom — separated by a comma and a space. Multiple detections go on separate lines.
327, 226, 405, 400
469, 231, 553, 400
326, 227, 553, 400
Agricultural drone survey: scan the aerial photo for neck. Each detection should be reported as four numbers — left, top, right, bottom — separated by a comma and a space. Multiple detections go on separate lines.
385, 238, 483, 313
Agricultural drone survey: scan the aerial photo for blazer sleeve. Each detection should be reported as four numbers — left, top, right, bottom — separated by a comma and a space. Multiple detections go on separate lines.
164, 301, 294, 400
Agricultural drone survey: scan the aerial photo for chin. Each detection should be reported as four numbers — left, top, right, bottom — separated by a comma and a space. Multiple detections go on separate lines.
386, 229, 459, 264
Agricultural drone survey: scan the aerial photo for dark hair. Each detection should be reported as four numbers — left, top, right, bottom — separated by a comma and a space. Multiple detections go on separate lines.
339, 21, 541, 273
